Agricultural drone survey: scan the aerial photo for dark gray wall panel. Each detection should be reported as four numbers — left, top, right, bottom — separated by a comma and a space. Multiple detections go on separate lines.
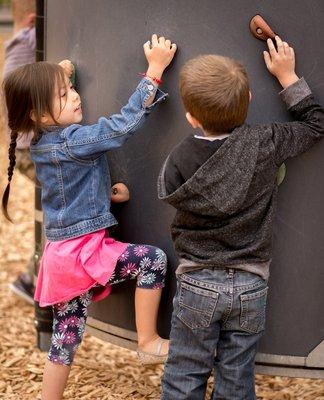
45, 0, 324, 361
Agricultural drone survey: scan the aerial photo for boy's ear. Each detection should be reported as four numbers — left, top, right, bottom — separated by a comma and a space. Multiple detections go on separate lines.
185, 112, 202, 129
249, 91, 252, 102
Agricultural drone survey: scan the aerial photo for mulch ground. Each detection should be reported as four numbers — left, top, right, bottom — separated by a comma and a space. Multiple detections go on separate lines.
0, 32, 323, 400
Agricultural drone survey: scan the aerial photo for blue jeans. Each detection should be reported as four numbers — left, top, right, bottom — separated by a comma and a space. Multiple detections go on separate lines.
161, 268, 268, 400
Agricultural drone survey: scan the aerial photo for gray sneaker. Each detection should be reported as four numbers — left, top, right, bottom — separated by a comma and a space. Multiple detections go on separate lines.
9, 273, 35, 305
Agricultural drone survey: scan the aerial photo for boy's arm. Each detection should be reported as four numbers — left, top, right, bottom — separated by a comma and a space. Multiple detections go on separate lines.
271, 79, 324, 165
160, 153, 185, 196
264, 36, 324, 165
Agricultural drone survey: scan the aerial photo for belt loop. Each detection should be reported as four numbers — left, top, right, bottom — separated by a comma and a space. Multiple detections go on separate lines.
228, 268, 235, 277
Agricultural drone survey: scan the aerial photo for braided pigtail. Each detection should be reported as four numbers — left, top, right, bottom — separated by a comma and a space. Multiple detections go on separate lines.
2, 130, 18, 222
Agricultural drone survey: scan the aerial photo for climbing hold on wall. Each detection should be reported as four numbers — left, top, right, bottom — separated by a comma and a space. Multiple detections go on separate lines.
250, 14, 276, 42
277, 163, 286, 186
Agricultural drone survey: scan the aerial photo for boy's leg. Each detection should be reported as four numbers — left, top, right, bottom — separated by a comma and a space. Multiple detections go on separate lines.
161, 277, 221, 400
212, 330, 262, 400
212, 271, 268, 400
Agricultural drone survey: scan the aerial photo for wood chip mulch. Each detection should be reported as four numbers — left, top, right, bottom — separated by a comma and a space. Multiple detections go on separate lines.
0, 32, 323, 399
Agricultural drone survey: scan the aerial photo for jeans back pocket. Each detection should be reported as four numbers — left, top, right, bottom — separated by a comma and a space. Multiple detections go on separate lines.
177, 281, 219, 330
240, 286, 268, 334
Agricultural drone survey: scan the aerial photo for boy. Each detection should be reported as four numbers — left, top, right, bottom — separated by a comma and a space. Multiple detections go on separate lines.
158, 36, 324, 399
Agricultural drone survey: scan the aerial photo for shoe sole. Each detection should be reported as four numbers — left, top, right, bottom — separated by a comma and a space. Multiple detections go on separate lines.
137, 349, 168, 365
8, 283, 35, 306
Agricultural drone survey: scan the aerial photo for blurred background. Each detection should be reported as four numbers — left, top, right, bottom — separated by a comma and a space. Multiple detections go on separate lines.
0, 1, 323, 398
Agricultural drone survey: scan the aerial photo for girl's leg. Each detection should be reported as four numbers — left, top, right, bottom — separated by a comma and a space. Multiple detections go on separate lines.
41, 292, 92, 400
109, 244, 168, 355
135, 287, 163, 350
42, 360, 70, 400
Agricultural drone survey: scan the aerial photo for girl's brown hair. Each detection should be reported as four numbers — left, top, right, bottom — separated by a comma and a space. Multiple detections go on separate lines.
2, 61, 66, 221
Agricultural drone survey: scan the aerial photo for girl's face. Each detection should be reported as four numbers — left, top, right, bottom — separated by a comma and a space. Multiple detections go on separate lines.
47, 77, 82, 126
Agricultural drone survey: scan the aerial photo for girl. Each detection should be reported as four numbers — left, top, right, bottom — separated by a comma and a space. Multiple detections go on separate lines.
2, 34, 176, 400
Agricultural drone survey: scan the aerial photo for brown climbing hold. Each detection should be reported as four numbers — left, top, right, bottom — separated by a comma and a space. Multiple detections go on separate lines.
250, 14, 276, 41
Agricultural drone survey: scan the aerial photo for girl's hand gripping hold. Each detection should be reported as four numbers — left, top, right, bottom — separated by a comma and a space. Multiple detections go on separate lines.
143, 34, 177, 84
263, 35, 299, 89
58, 59, 75, 79
111, 183, 130, 203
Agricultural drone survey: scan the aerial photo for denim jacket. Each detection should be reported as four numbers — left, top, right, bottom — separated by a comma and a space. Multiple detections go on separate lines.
30, 78, 167, 241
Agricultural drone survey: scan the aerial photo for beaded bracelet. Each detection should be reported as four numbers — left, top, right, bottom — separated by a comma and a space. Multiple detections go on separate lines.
139, 72, 162, 85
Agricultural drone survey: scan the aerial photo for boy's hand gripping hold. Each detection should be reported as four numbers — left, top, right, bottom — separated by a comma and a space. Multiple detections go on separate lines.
263, 35, 299, 89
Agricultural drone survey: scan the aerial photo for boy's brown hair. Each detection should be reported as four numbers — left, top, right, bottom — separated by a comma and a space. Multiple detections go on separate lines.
179, 55, 250, 133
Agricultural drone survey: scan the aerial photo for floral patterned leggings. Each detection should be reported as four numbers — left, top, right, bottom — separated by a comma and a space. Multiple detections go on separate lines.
48, 244, 167, 365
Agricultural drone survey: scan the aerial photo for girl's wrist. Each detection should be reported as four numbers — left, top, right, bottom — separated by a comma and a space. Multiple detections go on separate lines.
146, 64, 164, 80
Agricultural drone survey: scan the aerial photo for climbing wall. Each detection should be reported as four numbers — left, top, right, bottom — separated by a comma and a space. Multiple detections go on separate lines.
44, 0, 324, 376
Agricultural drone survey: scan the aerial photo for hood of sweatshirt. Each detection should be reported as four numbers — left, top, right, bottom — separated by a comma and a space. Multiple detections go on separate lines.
158, 124, 260, 216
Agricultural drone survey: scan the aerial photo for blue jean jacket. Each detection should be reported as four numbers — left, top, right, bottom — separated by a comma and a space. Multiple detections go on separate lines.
30, 78, 167, 241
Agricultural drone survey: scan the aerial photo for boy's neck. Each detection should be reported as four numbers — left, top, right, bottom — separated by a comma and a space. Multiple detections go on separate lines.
201, 130, 230, 140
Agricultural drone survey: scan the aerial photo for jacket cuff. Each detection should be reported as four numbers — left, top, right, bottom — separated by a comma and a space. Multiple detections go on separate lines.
279, 77, 312, 109
137, 78, 168, 110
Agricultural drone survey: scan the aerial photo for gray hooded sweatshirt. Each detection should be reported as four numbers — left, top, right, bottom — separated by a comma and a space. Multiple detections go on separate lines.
158, 78, 324, 279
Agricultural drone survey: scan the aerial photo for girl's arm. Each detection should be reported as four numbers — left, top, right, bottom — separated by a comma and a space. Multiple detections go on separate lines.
65, 78, 166, 159
65, 34, 176, 160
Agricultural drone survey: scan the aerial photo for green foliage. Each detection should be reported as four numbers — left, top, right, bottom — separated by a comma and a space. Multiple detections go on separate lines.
0, 0, 11, 7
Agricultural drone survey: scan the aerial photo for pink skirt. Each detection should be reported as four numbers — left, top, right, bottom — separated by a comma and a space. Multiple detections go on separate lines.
34, 229, 128, 307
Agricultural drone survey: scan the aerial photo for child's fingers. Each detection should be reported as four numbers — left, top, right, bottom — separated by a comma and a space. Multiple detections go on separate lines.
59, 60, 74, 77
151, 34, 158, 46
263, 51, 272, 70
171, 43, 177, 54
290, 46, 295, 60
283, 41, 289, 55
59, 59, 71, 66
59, 60, 71, 70
159, 36, 166, 45
165, 39, 171, 49
143, 41, 151, 54
275, 35, 285, 56
267, 38, 277, 58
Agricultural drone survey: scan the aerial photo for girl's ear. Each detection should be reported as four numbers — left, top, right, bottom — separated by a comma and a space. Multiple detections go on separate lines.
30, 110, 49, 124
249, 91, 252, 102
